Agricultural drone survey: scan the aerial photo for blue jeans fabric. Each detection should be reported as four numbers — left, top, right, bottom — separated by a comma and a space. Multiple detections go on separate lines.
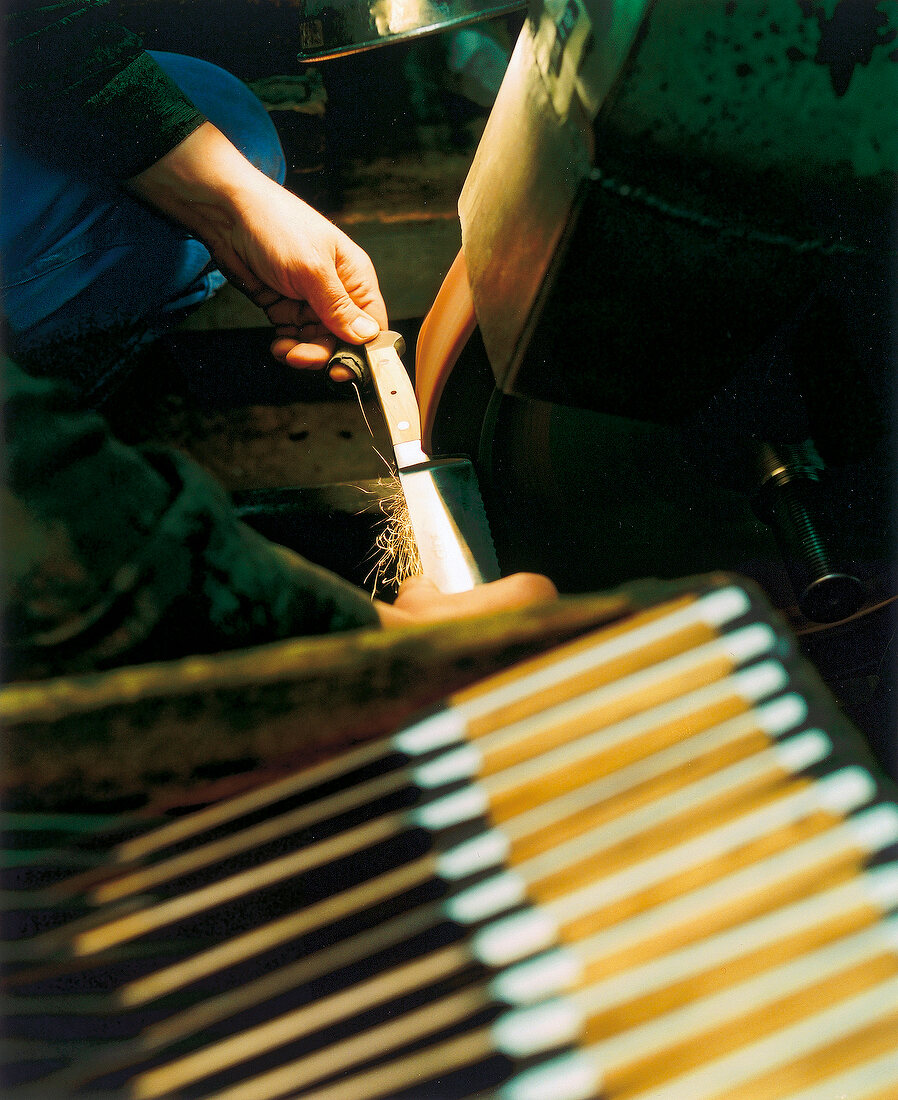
2, 52, 285, 401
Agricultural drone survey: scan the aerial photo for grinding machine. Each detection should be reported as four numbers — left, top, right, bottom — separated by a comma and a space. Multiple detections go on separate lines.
411, 0, 896, 611
304, 0, 898, 762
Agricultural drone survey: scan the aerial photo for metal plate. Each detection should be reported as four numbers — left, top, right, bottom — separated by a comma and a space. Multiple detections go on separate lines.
458, 0, 651, 395
296, 0, 525, 60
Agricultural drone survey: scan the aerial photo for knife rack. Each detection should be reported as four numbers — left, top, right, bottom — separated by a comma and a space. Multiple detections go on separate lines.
4, 576, 896, 1098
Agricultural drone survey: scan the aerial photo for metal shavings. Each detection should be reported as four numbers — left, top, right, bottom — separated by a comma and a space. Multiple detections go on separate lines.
349, 381, 422, 595
366, 481, 423, 596
351, 381, 377, 441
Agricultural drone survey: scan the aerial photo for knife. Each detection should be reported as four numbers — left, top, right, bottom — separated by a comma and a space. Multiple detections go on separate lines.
328, 331, 500, 593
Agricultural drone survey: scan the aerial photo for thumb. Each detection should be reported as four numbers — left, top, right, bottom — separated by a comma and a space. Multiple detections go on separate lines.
395, 575, 440, 601
304, 266, 381, 344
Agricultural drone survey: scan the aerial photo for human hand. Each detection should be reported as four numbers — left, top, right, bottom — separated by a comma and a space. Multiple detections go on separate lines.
375, 573, 558, 628
223, 181, 388, 369
129, 123, 388, 368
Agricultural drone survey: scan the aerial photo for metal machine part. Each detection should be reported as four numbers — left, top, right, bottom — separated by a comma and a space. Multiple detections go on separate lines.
458, 0, 648, 391
751, 442, 867, 624
296, 0, 525, 60
418, 0, 895, 603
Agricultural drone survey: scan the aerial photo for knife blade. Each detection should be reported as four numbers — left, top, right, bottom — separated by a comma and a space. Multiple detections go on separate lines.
346, 331, 500, 593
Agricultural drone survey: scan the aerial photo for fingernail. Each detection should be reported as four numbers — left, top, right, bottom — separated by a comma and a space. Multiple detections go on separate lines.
350, 315, 380, 341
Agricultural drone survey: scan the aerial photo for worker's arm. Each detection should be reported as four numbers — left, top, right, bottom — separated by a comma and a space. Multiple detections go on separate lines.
127, 122, 388, 368
2, 358, 381, 679
6, 2, 386, 366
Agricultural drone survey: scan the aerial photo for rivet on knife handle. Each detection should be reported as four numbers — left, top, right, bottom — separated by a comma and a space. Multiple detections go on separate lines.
362, 331, 426, 463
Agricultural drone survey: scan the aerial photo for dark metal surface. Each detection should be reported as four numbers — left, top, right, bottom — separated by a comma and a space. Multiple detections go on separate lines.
296, 0, 525, 60
460, 0, 897, 416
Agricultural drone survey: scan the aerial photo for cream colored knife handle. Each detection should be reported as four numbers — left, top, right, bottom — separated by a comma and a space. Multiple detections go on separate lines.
363, 331, 424, 454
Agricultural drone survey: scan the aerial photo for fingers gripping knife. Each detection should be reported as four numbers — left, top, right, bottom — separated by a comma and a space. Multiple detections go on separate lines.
328, 332, 500, 593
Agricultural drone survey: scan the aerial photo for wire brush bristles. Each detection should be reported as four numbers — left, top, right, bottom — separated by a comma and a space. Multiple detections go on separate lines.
365, 478, 423, 596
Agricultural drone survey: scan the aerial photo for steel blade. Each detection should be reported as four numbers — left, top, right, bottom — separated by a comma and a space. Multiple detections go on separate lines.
399, 457, 500, 593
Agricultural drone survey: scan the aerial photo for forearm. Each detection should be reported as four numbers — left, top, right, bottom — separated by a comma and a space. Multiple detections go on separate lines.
128, 123, 265, 250
130, 121, 313, 312
129, 122, 387, 357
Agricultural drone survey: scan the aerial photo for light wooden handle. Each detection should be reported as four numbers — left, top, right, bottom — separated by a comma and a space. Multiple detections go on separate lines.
364, 331, 422, 450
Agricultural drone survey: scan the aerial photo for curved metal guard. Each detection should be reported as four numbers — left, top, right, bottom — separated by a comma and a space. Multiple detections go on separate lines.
296, 0, 525, 60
